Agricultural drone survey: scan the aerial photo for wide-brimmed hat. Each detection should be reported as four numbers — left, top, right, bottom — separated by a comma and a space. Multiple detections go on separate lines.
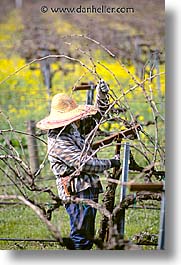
36, 93, 98, 130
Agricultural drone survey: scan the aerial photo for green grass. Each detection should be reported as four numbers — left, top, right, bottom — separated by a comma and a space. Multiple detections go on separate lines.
0, 196, 160, 250
0, 203, 69, 250
0, 168, 161, 250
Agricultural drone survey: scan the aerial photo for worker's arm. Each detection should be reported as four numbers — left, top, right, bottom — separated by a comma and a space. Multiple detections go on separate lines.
78, 79, 110, 135
48, 135, 120, 175
94, 79, 110, 118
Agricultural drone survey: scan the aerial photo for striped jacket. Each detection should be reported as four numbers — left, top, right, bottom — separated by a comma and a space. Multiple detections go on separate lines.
48, 88, 111, 200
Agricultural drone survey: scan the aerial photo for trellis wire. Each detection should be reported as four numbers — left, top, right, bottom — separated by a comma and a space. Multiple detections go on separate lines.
0, 237, 157, 246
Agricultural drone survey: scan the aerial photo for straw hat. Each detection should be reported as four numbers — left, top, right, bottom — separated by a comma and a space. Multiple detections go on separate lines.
36, 93, 98, 130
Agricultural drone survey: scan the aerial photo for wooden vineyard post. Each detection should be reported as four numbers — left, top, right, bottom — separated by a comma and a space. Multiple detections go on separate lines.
39, 48, 52, 111
15, 0, 22, 8
26, 120, 40, 177
72, 81, 95, 105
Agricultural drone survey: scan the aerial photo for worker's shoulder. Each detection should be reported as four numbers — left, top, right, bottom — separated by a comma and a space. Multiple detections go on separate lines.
48, 132, 72, 142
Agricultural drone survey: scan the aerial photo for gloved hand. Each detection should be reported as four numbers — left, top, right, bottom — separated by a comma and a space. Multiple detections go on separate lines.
110, 159, 121, 168
97, 79, 109, 93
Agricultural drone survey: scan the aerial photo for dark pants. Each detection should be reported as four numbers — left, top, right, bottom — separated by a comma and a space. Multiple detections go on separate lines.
65, 188, 98, 250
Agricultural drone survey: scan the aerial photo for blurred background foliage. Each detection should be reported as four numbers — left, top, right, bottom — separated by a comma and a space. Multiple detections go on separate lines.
0, 0, 165, 131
